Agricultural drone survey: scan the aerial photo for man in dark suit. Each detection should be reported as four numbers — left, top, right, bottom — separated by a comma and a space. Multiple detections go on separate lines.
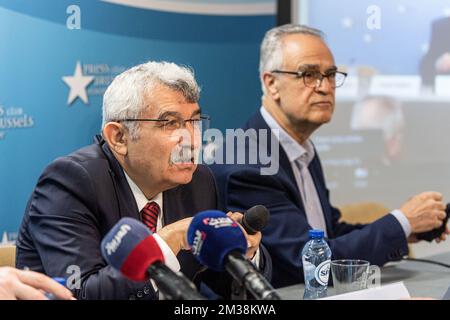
420, 17, 450, 88
210, 24, 448, 289
16, 61, 268, 299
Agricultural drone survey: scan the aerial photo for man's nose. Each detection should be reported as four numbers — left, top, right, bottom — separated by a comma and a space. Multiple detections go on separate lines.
178, 125, 201, 149
314, 76, 334, 95
190, 125, 202, 150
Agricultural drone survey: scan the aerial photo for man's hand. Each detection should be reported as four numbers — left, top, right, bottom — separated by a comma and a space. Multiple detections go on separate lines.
408, 222, 449, 244
0, 267, 74, 300
156, 217, 193, 256
226, 212, 262, 260
435, 225, 450, 243
400, 191, 446, 234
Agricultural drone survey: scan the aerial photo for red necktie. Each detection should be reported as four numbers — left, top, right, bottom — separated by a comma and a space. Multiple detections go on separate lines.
140, 201, 160, 233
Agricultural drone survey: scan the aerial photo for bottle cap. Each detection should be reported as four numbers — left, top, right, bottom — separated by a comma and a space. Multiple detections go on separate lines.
309, 229, 324, 239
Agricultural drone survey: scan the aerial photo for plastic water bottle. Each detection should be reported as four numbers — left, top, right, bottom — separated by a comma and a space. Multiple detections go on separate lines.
301, 229, 331, 300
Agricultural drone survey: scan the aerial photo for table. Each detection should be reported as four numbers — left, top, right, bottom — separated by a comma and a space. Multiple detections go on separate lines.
276, 252, 450, 299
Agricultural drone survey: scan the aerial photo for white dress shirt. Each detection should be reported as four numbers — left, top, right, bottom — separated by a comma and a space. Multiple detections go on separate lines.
260, 106, 411, 238
124, 172, 181, 272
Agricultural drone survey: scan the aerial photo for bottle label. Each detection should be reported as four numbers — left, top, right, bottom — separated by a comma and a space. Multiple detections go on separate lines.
315, 260, 331, 286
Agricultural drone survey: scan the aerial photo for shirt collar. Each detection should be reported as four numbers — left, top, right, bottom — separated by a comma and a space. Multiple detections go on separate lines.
260, 106, 315, 165
123, 171, 163, 212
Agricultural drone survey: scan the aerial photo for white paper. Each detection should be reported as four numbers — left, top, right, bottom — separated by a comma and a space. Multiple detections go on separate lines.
320, 281, 411, 300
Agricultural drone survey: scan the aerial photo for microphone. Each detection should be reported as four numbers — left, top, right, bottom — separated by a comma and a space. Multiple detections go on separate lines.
242, 205, 270, 235
416, 203, 450, 242
187, 210, 280, 300
101, 217, 205, 300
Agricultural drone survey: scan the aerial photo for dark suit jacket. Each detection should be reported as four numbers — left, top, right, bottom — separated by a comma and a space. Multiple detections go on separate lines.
420, 17, 450, 86
210, 111, 409, 288
16, 136, 271, 299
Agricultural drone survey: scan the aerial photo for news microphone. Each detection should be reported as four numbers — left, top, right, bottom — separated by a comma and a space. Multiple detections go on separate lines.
101, 217, 205, 300
187, 210, 280, 300
242, 205, 270, 235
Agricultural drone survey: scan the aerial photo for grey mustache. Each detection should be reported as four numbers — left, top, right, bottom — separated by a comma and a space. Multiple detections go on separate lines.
170, 145, 200, 164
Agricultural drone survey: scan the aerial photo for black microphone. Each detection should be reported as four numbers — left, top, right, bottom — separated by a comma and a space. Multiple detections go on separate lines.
241, 205, 270, 235
416, 203, 450, 242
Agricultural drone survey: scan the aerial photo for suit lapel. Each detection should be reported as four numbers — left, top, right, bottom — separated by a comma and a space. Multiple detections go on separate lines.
245, 112, 307, 214
247, 112, 334, 235
162, 184, 188, 226
97, 136, 140, 220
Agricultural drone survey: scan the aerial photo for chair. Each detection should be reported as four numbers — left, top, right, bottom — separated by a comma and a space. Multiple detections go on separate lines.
339, 202, 413, 257
0, 245, 16, 267
339, 201, 389, 224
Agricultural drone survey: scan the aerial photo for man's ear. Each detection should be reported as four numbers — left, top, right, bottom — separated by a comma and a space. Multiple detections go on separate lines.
102, 122, 129, 156
262, 72, 280, 100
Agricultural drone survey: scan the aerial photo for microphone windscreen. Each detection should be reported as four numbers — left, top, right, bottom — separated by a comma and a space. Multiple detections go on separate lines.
243, 205, 270, 233
101, 217, 164, 281
187, 210, 247, 272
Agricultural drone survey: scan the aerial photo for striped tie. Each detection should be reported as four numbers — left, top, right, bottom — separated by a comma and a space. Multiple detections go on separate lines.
140, 201, 160, 233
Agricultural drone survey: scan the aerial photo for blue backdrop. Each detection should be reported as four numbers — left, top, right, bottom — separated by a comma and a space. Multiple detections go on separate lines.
0, 0, 275, 234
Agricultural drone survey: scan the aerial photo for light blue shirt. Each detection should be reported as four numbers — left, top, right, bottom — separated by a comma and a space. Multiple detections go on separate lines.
260, 106, 411, 238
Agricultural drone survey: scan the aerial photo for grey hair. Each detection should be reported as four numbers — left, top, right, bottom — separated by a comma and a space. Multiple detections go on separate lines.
259, 24, 325, 95
102, 61, 200, 139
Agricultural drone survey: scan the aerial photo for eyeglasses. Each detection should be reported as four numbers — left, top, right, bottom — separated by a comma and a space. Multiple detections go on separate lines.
118, 114, 210, 132
271, 69, 348, 88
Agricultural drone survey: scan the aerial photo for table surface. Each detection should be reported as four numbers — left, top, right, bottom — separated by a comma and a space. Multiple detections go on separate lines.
276, 252, 450, 299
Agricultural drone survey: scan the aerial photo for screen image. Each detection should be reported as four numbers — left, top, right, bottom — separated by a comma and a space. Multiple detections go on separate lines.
292, 0, 450, 213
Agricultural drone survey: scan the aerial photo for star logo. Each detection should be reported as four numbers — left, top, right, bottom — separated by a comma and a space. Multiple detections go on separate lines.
62, 61, 95, 105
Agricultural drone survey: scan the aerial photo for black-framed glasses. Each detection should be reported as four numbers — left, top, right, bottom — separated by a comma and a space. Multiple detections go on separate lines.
271, 69, 347, 88
117, 114, 210, 132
